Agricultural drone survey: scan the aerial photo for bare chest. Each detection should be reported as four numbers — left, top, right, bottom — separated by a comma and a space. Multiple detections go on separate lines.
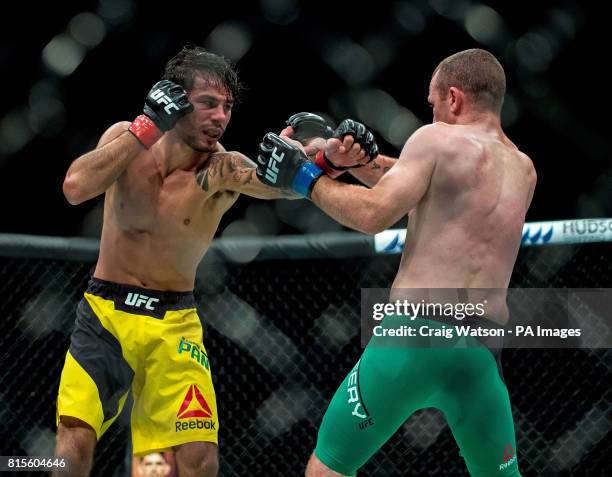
109, 165, 237, 237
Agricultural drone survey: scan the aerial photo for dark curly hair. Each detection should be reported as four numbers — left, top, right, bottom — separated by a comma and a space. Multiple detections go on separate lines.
163, 45, 244, 102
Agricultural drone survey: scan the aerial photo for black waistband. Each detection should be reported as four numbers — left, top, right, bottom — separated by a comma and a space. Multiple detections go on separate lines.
86, 277, 196, 319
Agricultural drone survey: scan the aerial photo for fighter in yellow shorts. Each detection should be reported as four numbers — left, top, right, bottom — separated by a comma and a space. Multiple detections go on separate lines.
55, 45, 292, 477
56, 44, 372, 477
57, 278, 218, 454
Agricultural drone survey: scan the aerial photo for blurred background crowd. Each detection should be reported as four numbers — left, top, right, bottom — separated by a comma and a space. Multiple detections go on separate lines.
0, 0, 608, 238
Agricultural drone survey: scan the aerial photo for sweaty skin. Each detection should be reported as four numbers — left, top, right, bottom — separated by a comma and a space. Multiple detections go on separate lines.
310, 76, 536, 323
304, 59, 535, 477
391, 122, 534, 321
64, 75, 291, 292
95, 138, 247, 291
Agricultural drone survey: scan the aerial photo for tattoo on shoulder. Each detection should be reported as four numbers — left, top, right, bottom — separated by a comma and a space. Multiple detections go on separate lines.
195, 152, 257, 192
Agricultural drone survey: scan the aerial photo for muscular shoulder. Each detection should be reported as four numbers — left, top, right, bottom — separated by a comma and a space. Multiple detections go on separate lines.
97, 121, 131, 148
195, 151, 257, 193
518, 150, 537, 192
518, 149, 535, 176
431, 123, 483, 155
413, 124, 485, 191
197, 151, 255, 176
402, 123, 473, 159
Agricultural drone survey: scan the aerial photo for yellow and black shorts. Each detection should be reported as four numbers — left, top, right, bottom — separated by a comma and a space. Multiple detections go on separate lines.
56, 278, 218, 456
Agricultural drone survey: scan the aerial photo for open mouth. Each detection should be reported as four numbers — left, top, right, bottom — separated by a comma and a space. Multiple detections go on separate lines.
203, 128, 222, 139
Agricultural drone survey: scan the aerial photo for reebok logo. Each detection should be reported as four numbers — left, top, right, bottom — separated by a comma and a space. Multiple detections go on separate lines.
175, 384, 216, 432
151, 88, 180, 114
125, 292, 159, 310
177, 384, 213, 419
175, 418, 216, 432
499, 443, 516, 470
265, 147, 285, 184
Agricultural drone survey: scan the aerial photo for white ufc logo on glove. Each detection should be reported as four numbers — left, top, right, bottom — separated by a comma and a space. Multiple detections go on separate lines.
265, 147, 285, 183
151, 89, 180, 114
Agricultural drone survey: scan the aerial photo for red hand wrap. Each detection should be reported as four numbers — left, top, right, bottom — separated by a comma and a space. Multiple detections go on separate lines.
314, 150, 343, 179
128, 114, 163, 149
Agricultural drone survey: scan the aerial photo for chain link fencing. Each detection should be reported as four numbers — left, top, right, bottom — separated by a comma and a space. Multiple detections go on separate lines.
0, 238, 610, 476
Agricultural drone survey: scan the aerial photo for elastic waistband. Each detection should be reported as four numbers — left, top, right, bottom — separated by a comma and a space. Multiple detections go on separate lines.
86, 277, 196, 318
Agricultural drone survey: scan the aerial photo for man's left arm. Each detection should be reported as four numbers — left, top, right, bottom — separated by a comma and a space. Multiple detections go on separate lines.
311, 126, 436, 234
255, 125, 439, 234
195, 151, 298, 200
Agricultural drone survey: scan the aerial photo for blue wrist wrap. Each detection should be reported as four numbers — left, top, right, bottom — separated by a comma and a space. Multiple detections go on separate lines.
292, 162, 324, 198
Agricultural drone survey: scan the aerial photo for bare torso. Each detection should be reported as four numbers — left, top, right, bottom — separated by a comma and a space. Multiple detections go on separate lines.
391, 123, 536, 322
94, 131, 239, 291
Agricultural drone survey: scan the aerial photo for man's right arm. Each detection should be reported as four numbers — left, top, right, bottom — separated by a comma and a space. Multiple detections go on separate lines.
62, 79, 193, 205
62, 123, 140, 205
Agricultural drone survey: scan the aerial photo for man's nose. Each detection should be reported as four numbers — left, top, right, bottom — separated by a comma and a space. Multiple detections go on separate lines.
210, 104, 229, 121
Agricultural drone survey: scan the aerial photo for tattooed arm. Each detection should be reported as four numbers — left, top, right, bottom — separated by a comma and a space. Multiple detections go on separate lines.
195, 151, 298, 199
347, 154, 398, 188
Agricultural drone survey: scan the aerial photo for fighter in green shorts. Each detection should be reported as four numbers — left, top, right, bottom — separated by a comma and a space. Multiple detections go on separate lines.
256, 48, 535, 475
315, 316, 519, 476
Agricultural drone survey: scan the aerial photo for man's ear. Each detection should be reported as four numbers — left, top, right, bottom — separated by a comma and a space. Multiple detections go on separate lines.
448, 87, 463, 115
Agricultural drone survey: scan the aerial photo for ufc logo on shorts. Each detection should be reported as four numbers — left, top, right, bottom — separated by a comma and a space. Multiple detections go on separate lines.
125, 292, 159, 310
151, 89, 180, 114
265, 147, 285, 184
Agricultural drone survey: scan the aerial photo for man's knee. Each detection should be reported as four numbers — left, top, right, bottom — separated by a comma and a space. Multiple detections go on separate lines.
175, 442, 219, 477
54, 417, 96, 476
56, 416, 96, 453
306, 453, 353, 477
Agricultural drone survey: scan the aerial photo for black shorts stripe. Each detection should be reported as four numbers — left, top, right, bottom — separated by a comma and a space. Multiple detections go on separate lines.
69, 298, 134, 424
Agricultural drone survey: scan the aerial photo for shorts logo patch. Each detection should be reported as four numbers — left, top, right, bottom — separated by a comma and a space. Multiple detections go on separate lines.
124, 292, 159, 310
347, 359, 374, 429
177, 384, 212, 419
178, 337, 210, 370
499, 443, 516, 470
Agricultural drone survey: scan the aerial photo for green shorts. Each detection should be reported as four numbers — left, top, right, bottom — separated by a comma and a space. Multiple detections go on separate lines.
314, 316, 520, 476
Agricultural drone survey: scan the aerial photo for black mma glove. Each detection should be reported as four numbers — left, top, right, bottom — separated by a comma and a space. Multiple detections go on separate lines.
256, 133, 324, 198
286, 112, 335, 145
129, 80, 193, 148
315, 118, 379, 177
331, 119, 379, 166
286, 112, 342, 177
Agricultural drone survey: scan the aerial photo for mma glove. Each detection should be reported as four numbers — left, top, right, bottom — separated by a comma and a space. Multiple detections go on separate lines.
287, 113, 379, 178
328, 118, 379, 166
286, 112, 342, 179
129, 80, 193, 148
286, 112, 335, 144
256, 132, 324, 198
